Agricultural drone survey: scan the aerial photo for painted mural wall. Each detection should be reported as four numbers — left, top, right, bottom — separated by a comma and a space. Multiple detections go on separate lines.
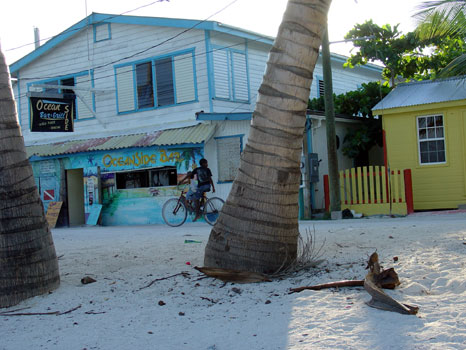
31, 145, 205, 226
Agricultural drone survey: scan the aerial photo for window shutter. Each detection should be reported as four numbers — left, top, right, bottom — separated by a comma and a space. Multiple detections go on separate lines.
232, 52, 248, 101
75, 75, 94, 119
213, 49, 230, 99
174, 53, 195, 103
116, 65, 135, 113
217, 137, 241, 182
318, 79, 325, 97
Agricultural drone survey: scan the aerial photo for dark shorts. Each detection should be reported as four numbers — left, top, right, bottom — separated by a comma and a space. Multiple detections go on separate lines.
186, 190, 196, 201
194, 184, 211, 199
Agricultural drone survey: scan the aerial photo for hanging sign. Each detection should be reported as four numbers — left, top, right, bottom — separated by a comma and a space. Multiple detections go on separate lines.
30, 97, 74, 132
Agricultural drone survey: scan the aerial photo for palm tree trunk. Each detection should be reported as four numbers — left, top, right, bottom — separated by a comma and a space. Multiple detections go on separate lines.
204, 0, 332, 273
0, 46, 60, 308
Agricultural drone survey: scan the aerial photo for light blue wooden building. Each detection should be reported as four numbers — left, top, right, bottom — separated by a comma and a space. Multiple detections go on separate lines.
10, 13, 382, 225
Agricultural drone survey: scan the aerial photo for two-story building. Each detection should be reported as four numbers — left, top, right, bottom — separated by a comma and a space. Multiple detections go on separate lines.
10, 13, 382, 226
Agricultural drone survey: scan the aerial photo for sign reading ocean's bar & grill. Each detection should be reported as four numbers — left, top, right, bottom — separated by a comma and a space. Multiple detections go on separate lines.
30, 97, 74, 132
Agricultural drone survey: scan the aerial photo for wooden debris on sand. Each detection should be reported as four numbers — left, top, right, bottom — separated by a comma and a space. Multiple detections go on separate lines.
195, 266, 271, 283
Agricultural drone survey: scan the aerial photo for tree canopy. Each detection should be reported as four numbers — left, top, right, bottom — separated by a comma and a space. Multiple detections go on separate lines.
343, 19, 465, 84
415, 0, 466, 77
308, 81, 391, 118
308, 81, 391, 165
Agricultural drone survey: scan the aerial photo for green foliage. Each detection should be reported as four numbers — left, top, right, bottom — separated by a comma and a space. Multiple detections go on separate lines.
308, 81, 392, 162
308, 81, 391, 117
344, 19, 466, 83
344, 20, 424, 85
341, 119, 382, 161
415, 1, 466, 77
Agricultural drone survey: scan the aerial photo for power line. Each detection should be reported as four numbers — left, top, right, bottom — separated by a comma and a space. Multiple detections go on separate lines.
18, 31, 255, 84
5, 0, 169, 52
12, 4, 269, 127
10, 0, 272, 120
88, 0, 239, 73
14, 0, 243, 83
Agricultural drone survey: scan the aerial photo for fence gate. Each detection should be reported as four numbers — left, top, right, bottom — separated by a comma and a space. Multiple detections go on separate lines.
324, 166, 413, 216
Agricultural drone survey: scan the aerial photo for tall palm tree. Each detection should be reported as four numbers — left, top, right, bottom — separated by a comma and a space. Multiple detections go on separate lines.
0, 45, 60, 308
204, 0, 333, 273
415, 1, 466, 76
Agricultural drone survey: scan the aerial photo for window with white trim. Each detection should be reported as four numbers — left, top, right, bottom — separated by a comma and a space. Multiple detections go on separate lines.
417, 115, 446, 164
212, 48, 249, 102
115, 51, 196, 113
216, 135, 243, 182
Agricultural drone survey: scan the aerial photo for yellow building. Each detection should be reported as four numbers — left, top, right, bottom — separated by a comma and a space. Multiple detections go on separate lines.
372, 76, 466, 210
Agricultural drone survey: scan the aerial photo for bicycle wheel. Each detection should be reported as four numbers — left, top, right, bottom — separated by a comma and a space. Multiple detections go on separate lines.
162, 198, 187, 227
203, 197, 225, 226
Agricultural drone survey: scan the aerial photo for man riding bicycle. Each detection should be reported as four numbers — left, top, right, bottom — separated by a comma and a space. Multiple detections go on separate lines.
179, 158, 215, 221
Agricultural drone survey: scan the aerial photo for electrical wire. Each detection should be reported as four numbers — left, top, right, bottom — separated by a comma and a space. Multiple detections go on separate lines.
5, 0, 170, 52
14, 0, 247, 84
12, 28, 264, 102
10, 0, 264, 118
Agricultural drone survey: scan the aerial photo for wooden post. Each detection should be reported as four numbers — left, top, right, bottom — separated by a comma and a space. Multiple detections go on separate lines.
322, 26, 341, 213
324, 175, 330, 212
383, 130, 390, 202
404, 169, 414, 214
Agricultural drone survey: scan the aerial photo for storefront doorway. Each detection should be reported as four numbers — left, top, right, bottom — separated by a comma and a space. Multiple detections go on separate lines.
66, 168, 85, 226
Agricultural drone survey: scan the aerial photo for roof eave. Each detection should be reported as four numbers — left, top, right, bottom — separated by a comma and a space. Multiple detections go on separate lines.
9, 13, 275, 75
373, 99, 466, 115
10, 16, 91, 75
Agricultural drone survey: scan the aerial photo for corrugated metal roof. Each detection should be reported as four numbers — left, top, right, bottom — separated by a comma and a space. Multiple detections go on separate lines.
372, 76, 466, 112
26, 123, 215, 158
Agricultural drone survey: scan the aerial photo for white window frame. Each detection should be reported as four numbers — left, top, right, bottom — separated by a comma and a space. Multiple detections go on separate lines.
416, 114, 446, 165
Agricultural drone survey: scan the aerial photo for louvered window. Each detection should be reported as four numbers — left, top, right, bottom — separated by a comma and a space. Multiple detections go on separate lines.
136, 62, 154, 109
115, 51, 196, 113
212, 48, 249, 102
174, 53, 196, 103
155, 58, 175, 107
318, 79, 325, 97
116, 66, 136, 113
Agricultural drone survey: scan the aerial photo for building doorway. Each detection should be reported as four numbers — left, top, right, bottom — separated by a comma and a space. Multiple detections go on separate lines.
66, 168, 85, 226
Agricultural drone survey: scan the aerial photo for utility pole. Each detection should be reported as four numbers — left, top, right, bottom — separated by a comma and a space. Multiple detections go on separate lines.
322, 25, 341, 214
302, 119, 312, 219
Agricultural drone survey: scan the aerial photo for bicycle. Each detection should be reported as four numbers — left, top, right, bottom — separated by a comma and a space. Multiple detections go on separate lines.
162, 187, 225, 227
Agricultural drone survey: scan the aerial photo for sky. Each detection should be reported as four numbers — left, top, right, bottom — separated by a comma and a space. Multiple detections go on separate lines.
0, 0, 427, 65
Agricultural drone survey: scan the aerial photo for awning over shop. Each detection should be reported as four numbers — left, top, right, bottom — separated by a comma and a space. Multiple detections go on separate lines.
26, 123, 216, 158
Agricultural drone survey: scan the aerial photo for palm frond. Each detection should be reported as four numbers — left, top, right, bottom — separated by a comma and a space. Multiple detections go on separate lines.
438, 53, 466, 77
415, 1, 466, 39
415, 0, 466, 16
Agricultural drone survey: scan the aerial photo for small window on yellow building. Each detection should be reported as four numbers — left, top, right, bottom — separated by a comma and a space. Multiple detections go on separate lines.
417, 115, 445, 164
